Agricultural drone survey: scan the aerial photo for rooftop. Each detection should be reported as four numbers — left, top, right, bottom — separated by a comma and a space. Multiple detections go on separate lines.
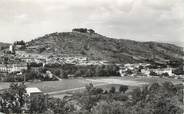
26, 87, 42, 96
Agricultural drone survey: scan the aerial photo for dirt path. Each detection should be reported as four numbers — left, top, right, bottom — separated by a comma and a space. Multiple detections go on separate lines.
53, 75, 62, 81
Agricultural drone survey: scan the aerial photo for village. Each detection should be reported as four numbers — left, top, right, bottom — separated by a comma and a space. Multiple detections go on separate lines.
1, 0, 184, 112
0, 41, 183, 114
0, 41, 183, 80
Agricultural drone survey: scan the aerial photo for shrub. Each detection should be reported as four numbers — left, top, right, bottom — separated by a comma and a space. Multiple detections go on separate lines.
109, 87, 116, 93
161, 72, 169, 77
149, 71, 158, 76
72, 28, 88, 33
119, 85, 128, 93
172, 65, 184, 75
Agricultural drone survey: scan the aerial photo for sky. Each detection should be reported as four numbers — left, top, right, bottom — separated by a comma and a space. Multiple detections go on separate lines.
0, 0, 183, 46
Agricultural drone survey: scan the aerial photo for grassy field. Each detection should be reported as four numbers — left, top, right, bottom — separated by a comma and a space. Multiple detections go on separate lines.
0, 77, 182, 98
27, 78, 104, 93
0, 83, 9, 91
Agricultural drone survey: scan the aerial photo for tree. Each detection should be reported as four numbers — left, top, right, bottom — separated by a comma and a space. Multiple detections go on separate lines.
30, 95, 47, 113
119, 85, 128, 93
39, 47, 46, 53
138, 65, 144, 72
149, 71, 158, 76
54, 70, 61, 76
131, 88, 142, 102
3, 56, 9, 65
149, 82, 160, 93
161, 72, 169, 77
85, 83, 94, 93
125, 69, 132, 75
88, 29, 95, 34
172, 65, 184, 75
0, 82, 26, 113
14, 40, 25, 45
79, 95, 99, 112
109, 87, 116, 93
162, 81, 176, 95
72, 28, 87, 33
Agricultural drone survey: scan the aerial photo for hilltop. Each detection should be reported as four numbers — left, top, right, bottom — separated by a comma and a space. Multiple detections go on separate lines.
24, 29, 183, 63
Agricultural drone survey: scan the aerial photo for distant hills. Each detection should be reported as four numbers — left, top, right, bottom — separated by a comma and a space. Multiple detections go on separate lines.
24, 29, 183, 63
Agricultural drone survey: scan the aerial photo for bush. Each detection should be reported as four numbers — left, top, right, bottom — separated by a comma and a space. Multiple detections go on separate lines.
46, 64, 120, 79
72, 28, 88, 33
88, 29, 95, 34
39, 47, 46, 53
119, 85, 128, 93
45, 63, 62, 68
0, 83, 26, 113
28, 62, 43, 67
14, 40, 26, 45
172, 65, 184, 75
161, 72, 169, 77
149, 71, 158, 76
125, 69, 132, 75
109, 87, 116, 93
30, 95, 47, 113
54, 70, 61, 76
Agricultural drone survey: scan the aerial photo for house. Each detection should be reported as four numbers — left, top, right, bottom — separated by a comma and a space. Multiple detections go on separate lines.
154, 68, 173, 76
9, 45, 15, 53
0, 64, 13, 73
141, 69, 151, 76
20, 57, 35, 63
26, 87, 43, 99
0, 63, 27, 73
25, 87, 47, 108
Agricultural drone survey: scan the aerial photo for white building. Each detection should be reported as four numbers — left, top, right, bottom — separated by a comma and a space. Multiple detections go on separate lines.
9, 45, 15, 53
26, 87, 43, 98
119, 69, 125, 77
0, 63, 27, 73
152, 68, 173, 76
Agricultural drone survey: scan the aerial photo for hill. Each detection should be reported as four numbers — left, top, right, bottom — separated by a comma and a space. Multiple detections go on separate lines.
25, 30, 183, 63
0, 42, 10, 54
0, 42, 9, 49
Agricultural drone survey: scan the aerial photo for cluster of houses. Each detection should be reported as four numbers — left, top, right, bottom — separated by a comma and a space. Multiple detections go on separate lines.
119, 63, 149, 77
0, 47, 109, 74
16, 50, 109, 66
0, 63, 27, 73
119, 63, 177, 78
1, 42, 182, 80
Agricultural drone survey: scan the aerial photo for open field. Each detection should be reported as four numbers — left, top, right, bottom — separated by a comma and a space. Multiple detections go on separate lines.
27, 78, 102, 93
0, 78, 104, 93
0, 77, 183, 98
28, 77, 149, 95
0, 83, 9, 91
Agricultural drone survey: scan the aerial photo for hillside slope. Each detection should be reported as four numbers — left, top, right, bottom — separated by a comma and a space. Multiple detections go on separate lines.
0, 42, 10, 54
0, 42, 9, 49
26, 32, 183, 63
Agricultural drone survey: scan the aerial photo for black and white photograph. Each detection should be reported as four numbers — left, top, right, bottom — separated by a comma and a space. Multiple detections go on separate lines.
0, 0, 183, 114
